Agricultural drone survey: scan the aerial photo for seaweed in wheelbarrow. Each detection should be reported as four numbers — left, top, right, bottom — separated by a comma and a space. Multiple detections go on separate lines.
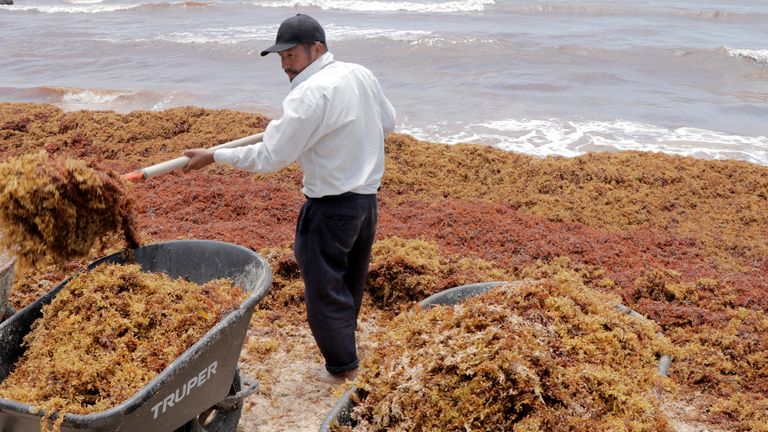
323, 277, 674, 432
0, 240, 272, 432
0, 262, 244, 431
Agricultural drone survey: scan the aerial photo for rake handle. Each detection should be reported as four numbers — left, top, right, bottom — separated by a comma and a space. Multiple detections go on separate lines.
124, 132, 264, 182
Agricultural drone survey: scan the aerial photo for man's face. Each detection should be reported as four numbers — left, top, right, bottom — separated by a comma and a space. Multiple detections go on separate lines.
279, 43, 322, 82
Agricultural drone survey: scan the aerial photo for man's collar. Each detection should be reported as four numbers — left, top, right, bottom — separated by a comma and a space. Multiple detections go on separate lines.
291, 51, 335, 89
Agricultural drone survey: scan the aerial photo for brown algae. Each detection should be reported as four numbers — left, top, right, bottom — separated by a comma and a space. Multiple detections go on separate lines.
0, 263, 245, 429
3, 103, 768, 430
0, 152, 139, 267
341, 276, 672, 431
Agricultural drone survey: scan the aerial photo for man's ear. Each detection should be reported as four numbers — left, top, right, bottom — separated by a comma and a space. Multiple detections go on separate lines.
312, 41, 325, 57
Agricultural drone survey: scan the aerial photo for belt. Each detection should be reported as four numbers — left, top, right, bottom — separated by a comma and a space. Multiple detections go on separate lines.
305, 191, 372, 201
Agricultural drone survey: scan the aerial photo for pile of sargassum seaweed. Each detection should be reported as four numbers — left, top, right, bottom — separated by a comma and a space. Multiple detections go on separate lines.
334, 275, 671, 431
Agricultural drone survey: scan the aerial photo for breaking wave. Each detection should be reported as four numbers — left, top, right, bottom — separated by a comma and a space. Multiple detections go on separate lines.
152, 24, 432, 44
398, 118, 768, 166
726, 48, 768, 66
0, 86, 185, 113
2, 1, 209, 14
252, 0, 495, 13
492, 3, 762, 21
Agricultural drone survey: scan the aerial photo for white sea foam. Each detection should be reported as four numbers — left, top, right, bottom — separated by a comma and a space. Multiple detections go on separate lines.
49, 88, 193, 113
325, 24, 432, 41
253, 0, 495, 13
151, 95, 175, 111
2, 1, 211, 14
726, 48, 768, 65
3, 3, 138, 13
156, 26, 275, 44
408, 35, 498, 47
155, 24, 431, 44
495, 3, 748, 20
61, 89, 137, 105
398, 118, 768, 166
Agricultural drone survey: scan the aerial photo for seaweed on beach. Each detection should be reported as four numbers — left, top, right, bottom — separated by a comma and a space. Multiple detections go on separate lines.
382, 133, 768, 267
625, 271, 768, 430
0, 103, 269, 164
339, 273, 673, 432
365, 237, 508, 311
252, 247, 305, 324
0, 263, 245, 432
3, 104, 768, 430
252, 238, 509, 323
0, 151, 139, 267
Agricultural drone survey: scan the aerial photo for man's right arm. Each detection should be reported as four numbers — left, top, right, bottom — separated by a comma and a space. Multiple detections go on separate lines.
213, 94, 321, 173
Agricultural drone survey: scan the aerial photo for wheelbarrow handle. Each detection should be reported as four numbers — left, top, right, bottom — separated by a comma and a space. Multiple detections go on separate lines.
123, 132, 265, 182
214, 375, 260, 411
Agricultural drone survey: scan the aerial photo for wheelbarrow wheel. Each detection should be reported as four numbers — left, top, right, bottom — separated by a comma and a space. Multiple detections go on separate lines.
176, 370, 244, 432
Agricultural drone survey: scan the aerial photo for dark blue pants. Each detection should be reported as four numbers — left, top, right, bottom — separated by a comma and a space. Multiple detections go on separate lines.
293, 193, 377, 373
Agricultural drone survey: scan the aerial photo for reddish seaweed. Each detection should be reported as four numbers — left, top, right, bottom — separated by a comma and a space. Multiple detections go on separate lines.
2, 103, 767, 430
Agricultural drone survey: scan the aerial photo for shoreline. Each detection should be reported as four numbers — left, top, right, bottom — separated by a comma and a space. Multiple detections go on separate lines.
3, 98, 766, 167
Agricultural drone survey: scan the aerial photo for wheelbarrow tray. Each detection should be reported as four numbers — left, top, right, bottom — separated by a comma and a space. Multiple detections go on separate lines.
0, 240, 272, 432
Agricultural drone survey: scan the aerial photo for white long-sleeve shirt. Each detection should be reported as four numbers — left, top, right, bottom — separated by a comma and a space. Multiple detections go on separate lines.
214, 52, 396, 198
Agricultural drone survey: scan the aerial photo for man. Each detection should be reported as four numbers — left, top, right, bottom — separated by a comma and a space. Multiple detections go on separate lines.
184, 14, 396, 384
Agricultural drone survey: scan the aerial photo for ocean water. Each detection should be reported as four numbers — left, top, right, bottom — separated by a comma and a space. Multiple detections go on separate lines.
1, 0, 767, 165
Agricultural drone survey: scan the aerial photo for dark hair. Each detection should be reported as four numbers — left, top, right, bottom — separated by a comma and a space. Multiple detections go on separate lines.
301, 41, 328, 54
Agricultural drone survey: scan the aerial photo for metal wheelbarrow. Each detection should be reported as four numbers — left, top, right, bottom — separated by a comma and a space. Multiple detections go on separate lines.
319, 281, 672, 431
0, 239, 272, 432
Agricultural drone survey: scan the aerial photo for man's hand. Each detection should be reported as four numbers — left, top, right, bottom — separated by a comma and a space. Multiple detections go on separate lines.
183, 149, 215, 172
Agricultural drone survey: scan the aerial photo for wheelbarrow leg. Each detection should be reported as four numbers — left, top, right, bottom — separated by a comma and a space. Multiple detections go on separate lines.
0, 253, 15, 323
176, 368, 259, 432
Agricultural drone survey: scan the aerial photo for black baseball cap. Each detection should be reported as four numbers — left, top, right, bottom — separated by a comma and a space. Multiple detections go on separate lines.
261, 14, 326, 57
